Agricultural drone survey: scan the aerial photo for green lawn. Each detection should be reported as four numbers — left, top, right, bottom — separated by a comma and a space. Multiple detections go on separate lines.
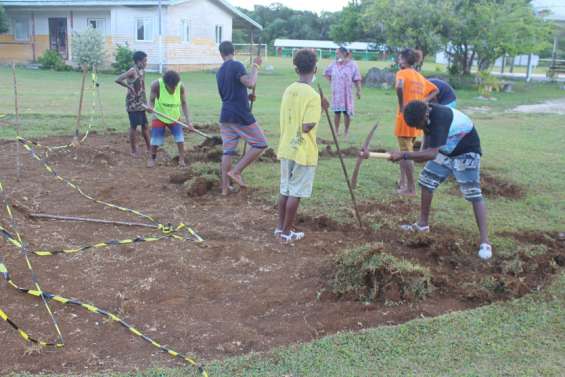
1, 57, 564, 376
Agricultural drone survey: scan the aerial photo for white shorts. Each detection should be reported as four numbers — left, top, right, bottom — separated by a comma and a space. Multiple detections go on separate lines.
280, 159, 316, 198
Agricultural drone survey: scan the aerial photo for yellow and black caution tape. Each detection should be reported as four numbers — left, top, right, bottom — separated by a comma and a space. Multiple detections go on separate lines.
17, 71, 99, 154
0, 179, 208, 376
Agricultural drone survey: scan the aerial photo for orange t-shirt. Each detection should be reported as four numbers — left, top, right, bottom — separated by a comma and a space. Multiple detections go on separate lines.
394, 68, 438, 137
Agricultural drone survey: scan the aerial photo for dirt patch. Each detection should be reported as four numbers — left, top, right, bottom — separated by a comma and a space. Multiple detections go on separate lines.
509, 98, 565, 115
0, 133, 561, 375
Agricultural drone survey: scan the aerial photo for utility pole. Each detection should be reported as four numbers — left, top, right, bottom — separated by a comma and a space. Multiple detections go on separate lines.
158, 0, 163, 73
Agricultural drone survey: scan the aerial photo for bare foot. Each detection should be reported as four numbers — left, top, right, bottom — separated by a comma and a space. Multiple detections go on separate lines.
396, 188, 416, 197
147, 158, 156, 168
221, 185, 238, 196
227, 171, 247, 188
178, 159, 186, 168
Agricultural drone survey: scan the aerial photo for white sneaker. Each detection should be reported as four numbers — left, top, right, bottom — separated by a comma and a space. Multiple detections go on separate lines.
478, 243, 492, 260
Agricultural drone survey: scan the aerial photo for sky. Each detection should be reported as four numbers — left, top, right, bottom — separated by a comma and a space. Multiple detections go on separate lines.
231, 0, 350, 14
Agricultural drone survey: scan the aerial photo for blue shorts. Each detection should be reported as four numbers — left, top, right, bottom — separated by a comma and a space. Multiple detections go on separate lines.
419, 152, 483, 202
150, 119, 184, 146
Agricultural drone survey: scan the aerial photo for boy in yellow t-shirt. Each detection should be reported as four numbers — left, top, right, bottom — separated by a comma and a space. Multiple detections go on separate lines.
276, 49, 326, 243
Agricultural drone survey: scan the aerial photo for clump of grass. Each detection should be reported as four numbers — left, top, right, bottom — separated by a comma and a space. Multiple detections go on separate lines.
331, 243, 434, 303
191, 161, 220, 177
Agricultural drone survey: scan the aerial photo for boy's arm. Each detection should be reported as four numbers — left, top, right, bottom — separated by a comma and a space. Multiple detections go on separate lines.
396, 80, 404, 112
302, 96, 324, 133
390, 147, 440, 162
240, 56, 262, 89
302, 123, 316, 133
148, 81, 159, 111
115, 68, 134, 90
423, 88, 439, 103
180, 84, 194, 130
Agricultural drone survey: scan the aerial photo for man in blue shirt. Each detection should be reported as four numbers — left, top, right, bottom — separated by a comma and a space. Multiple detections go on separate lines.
428, 78, 457, 108
216, 41, 268, 195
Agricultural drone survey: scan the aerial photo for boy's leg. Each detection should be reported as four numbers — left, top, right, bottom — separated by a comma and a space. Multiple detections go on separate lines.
147, 123, 164, 168
472, 199, 489, 245
142, 126, 151, 152
334, 112, 341, 135
282, 196, 301, 233
128, 127, 138, 155
418, 187, 434, 226
277, 160, 291, 232
220, 123, 239, 194
399, 160, 416, 195
228, 122, 268, 187
170, 123, 186, 167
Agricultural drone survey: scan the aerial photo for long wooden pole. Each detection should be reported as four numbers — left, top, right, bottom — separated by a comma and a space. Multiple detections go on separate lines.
93, 65, 108, 128
318, 84, 363, 228
12, 61, 21, 181
29, 213, 158, 229
72, 64, 89, 146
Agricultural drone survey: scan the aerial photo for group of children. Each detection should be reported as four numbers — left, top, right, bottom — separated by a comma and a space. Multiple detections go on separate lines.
114, 44, 491, 260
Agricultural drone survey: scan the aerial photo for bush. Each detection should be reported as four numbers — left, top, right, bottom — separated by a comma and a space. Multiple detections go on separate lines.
72, 27, 106, 68
37, 50, 72, 71
113, 44, 134, 73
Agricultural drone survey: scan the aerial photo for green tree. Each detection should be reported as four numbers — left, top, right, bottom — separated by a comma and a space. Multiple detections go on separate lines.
0, 6, 9, 34
330, 1, 371, 43
363, 0, 444, 61
440, 0, 552, 74
72, 27, 106, 68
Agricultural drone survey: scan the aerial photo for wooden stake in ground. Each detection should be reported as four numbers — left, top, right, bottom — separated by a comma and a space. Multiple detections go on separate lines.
12, 62, 22, 181
318, 84, 363, 228
72, 64, 89, 147
92, 65, 108, 128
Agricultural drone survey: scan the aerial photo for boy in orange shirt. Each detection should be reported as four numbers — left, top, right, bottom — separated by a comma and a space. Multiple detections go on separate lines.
395, 48, 438, 196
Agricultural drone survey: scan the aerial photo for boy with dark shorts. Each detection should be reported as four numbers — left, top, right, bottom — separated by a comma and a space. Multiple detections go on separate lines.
385, 100, 492, 260
276, 49, 326, 243
216, 41, 268, 195
115, 51, 150, 156
428, 78, 457, 108
146, 70, 194, 168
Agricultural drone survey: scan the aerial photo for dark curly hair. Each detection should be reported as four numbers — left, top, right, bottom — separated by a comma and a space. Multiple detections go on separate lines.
293, 49, 317, 74
163, 70, 181, 89
403, 100, 428, 129
399, 48, 418, 67
219, 41, 235, 57
132, 51, 147, 63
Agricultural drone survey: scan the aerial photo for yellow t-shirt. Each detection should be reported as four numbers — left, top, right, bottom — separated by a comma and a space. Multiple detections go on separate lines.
277, 82, 321, 166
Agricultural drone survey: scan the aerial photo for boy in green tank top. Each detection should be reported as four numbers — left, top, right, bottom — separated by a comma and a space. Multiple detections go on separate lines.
147, 70, 194, 168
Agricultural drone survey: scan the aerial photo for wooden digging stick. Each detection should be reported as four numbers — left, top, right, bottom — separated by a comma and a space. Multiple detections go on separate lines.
243, 45, 261, 156
12, 61, 21, 181
29, 213, 158, 229
72, 64, 89, 146
318, 84, 363, 228
142, 105, 215, 140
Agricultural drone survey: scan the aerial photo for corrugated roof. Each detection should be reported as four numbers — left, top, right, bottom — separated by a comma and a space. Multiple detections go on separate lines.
274, 39, 379, 51
0, 0, 262, 29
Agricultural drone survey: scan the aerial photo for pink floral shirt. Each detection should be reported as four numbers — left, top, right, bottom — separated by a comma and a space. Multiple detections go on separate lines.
324, 60, 362, 116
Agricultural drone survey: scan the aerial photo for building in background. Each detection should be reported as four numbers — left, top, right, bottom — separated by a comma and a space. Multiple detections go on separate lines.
0, 0, 262, 71
273, 39, 384, 61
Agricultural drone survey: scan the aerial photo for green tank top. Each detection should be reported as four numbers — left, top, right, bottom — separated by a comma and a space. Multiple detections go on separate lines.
155, 78, 181, 123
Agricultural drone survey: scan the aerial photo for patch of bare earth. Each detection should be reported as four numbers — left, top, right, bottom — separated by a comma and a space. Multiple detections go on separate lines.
0, 134, 561, 375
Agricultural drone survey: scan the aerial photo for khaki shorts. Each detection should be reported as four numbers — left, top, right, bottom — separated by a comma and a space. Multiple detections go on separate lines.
397, 137, 416, 152
280, 159, 316, 198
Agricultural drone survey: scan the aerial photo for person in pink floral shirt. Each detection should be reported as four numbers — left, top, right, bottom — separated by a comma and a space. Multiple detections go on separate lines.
324, 47, 362, 139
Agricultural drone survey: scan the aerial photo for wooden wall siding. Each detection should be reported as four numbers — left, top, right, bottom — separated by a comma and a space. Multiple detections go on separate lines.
0, 35, 49, 63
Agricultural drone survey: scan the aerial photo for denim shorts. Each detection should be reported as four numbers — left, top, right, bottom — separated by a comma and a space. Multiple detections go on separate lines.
150, 119, 184, 146
418, 152, 483, 202
280, 159, 316, 198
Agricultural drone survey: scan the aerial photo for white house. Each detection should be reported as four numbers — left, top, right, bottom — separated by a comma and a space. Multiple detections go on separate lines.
0, 0, 262, 71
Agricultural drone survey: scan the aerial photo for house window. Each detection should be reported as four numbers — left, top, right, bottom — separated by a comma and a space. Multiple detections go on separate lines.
181, 19, 191, 42
87, 18, 105, 33
136, 18, 153, 41
14, 16, 30, 41
215, 25, 223, 44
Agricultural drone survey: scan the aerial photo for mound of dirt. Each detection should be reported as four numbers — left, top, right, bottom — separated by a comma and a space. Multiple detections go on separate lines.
330, 243, 434, 303
318, 145, 359, 158
185, 175, 218, 196
168, 162, 221, 196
